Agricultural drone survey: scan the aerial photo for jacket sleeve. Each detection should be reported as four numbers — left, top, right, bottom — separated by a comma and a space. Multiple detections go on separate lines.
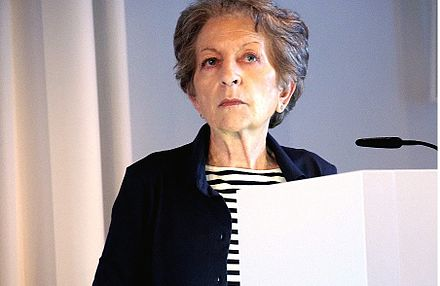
93, 165, 154, 285
318, 159, 337, 176
305, 151, 337, 177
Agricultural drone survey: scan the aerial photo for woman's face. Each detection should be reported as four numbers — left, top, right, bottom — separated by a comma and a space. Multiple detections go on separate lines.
191, 15, 293, 134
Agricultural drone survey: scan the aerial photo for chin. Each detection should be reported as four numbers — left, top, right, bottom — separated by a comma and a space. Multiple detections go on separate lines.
210, 118, 265, 134
208, 118, 244, 132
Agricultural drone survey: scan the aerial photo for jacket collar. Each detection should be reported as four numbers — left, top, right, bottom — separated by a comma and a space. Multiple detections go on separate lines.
265, 133, 306, 181
189, 124, 305, 197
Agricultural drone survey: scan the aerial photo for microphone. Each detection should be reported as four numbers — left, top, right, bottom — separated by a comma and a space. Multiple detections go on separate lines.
355, 137, 437, 151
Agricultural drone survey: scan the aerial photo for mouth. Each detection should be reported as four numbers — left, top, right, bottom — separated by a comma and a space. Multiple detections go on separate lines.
219, 98, 245, 107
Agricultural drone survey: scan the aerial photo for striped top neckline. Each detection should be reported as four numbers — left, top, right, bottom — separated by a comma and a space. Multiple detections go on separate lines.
205, 165, 283, 173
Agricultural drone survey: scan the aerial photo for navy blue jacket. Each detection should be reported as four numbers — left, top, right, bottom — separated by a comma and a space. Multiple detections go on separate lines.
93, 124, 336, 285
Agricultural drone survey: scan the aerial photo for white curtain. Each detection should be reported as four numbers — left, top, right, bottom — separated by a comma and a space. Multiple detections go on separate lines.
0, 0, 132, 285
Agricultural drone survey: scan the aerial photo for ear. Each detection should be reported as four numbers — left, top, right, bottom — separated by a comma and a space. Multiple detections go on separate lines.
276, 80, 296, 113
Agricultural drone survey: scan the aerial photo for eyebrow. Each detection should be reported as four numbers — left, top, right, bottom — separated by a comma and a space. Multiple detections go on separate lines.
198, 41, 262, 54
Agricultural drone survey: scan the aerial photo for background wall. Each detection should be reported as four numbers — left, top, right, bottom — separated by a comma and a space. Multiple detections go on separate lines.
125, 0, 437, 173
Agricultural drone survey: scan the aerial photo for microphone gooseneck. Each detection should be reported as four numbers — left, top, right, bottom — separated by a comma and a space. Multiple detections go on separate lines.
355, 137, 437, 151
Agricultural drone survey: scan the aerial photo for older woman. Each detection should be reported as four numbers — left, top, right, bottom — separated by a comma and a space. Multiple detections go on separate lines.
93, 0, 336, 285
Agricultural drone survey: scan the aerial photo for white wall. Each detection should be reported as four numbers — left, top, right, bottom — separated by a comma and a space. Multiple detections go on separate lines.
125, 0, 436, 173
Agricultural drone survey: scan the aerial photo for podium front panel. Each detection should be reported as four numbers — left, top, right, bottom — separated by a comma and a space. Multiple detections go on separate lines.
237, 170, 437, 286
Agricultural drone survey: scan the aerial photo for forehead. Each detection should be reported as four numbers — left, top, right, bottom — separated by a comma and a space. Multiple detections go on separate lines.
195, 15, 266, 51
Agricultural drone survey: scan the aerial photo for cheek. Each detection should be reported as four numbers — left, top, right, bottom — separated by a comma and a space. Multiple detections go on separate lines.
189, 95, 201, 114
193, 73, 211, 98
252, 66, 279, 89
257, 74, 282, 103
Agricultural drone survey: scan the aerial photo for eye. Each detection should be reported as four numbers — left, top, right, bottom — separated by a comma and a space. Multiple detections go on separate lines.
201, 57, 218, 68
244, 53, 258, 63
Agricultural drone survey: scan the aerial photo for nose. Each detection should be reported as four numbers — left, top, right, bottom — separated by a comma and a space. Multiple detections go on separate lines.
222, 79, 240, 86
220, 60, 241, 87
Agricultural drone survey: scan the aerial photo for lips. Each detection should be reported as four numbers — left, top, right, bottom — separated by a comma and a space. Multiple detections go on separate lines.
219, 98, 245, 107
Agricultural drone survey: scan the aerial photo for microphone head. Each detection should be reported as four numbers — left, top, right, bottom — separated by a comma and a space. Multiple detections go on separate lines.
355, 137, 403, 149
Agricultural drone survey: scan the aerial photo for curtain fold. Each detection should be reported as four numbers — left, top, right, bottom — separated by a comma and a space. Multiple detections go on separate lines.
0, 0, 132, 285
93, 0, 132, 234
41, 0, 105, 284
0, 2, 19, 286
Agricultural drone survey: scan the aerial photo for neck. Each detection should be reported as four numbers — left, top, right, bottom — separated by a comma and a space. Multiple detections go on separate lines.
207, 127, 278, 170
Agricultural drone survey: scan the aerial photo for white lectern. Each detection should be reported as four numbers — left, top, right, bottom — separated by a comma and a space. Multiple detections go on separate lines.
237, 170, 437, 286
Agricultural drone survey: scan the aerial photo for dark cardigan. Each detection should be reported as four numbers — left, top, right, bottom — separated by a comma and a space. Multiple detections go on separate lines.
93, 124, 337, 285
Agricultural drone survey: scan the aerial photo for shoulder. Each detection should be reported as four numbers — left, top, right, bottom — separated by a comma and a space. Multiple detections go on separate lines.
113, 143, 195, 210
281, 146, 337, 177
126, 143, 192, 177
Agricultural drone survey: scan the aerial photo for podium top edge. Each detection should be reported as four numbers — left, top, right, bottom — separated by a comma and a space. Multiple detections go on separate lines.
340, 169, 437, 175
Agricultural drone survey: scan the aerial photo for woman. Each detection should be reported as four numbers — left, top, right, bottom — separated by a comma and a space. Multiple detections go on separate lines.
93, 0, 336, 285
